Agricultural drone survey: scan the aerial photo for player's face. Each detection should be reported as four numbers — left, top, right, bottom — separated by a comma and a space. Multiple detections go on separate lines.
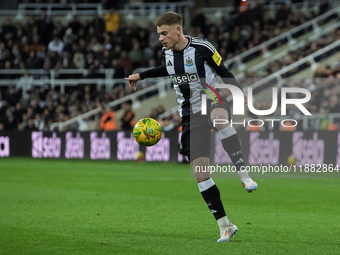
157, 25, 180, 50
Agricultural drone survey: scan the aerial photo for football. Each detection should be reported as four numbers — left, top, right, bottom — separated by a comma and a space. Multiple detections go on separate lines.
133, 118, 162, 146
287, 154, 297, 166
135, 151, 145, 162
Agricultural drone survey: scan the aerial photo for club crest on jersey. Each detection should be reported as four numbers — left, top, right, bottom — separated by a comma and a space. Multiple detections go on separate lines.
170, 73, 199, 85
185, 57, 194, 66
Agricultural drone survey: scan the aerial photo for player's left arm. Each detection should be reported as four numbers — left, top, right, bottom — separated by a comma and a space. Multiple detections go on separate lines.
205, 45, 247, 103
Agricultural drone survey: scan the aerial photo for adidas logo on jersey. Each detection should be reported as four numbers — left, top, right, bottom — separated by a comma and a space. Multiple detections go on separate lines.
167, 60, 172, 66
170, 73, 199, 85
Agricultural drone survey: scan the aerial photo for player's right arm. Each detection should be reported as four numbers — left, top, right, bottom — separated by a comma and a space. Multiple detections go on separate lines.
125, 65, 168, 91
125, 73, 141, 91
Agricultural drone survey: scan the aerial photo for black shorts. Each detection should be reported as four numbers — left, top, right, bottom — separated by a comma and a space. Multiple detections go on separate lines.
180, 97, 231, 161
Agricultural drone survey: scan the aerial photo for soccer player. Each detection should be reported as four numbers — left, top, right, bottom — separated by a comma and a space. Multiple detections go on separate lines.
125, 12, 257, 242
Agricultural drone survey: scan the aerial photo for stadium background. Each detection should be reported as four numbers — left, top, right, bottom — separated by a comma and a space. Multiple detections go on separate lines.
0, 0, 339, 164
1, 1, 340, 254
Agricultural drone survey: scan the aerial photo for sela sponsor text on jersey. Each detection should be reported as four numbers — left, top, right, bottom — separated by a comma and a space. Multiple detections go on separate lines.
170, 73, 199, 85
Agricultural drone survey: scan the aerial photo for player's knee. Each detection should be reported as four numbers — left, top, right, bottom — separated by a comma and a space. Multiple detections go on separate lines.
211, 109, 230, 130
192, 157, 210, 180
211, 109, 229, 121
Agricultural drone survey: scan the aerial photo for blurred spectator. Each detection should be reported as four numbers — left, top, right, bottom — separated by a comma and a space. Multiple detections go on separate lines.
150, 107, 159, 120
60, 51, 75, 69
4, 110, 17, 130
91, 14, 106, 36
25, 51, 42, 69
14, 102, 23, 124
129, 41, 143, 69
87, 58, 104, 78
117, 51, 133, 76
73, 49, 85, 69
48, 36, 64, 55
68, 16, 82, 36
88, 34, 102, 53
26, 118, 37, 131
28, 33, 45, 58
104, 7, 120, 34
112, 44, 122, 59
120, 102, 135, 131
275, 4, 291, 24
319, 0, 330, 15
102, 49, 112, 68
1, 60, 16, 79
191, 9, 208, 37
103, 32, 113, 51
100, 106, 116, 131
35, 10, 54, 45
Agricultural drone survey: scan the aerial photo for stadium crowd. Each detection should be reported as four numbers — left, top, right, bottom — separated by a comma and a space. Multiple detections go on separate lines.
0, 1, 337, 131
244, 27, 340, 79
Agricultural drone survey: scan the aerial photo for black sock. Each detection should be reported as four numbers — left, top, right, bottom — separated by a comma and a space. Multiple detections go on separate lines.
198, 178, 226, 220
219, 126, 245, 171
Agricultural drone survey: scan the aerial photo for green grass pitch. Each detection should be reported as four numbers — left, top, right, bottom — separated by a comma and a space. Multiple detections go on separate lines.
0, 158, 339, 255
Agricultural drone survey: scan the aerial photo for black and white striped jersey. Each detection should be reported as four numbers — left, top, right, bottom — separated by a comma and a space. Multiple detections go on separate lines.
140, 35, 240, 117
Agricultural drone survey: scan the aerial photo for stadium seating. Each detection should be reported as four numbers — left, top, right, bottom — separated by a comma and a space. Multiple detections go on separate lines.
0, 1, 339, 132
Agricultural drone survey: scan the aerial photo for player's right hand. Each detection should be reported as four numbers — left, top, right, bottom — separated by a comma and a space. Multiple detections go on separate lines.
125, 74, 141, 91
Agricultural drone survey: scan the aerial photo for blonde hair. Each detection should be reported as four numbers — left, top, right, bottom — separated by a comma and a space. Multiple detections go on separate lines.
155, 12, 182, 27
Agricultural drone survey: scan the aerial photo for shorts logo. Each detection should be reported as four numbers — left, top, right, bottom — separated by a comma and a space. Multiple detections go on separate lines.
200, 84, 223, 115
201, 83, 222, 106
170, 73, 199, 85
185, 57, 194, 66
